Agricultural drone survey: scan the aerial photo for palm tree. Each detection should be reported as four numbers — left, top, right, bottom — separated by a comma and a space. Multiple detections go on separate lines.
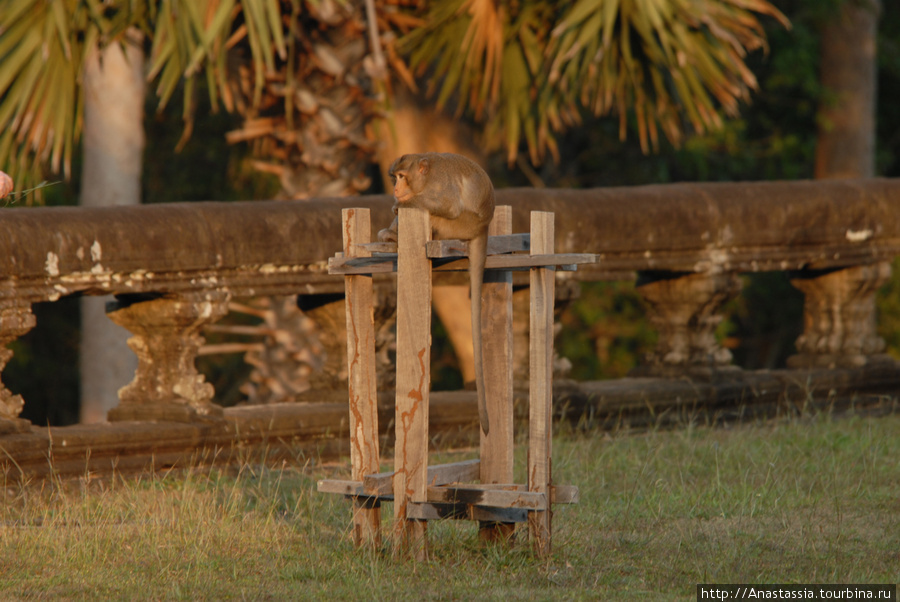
395, 0, 788, 163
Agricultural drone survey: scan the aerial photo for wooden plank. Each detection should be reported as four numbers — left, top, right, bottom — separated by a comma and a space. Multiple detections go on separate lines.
426, 458, 481, 486
479, 206, 516, 542
341, 208, 381, 548
328, 252, 596, 275
356, 234, 531, 258
407, 503, 528, 523
393, 207, 431, 560
355, 241, 398, 254
528, 211, 555, 558
446, 483, 580, 505
328, 254, 397, 274
363, 459, 481, 496
426, 234, 530, 257
443, 253, 595, 271
319, 478, 578, 506
427, 486, 547, 510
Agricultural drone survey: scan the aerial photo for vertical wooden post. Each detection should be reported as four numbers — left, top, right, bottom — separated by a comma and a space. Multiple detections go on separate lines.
479, 206, 515, 542
342, 208, 381, 548
393, 207, 432, 560
528, 211, 555, 558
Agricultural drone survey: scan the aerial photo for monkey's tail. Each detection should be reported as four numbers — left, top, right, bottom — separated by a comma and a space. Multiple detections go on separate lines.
468, 234, 490, 435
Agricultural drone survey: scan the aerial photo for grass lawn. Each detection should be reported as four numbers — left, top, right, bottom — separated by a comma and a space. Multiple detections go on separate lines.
2, 411, 898, 599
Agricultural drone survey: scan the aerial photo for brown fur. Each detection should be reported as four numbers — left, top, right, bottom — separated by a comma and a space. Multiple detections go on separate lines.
378, 153, 495, 434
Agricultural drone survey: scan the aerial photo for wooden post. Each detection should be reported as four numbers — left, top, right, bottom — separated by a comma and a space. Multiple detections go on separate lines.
393, 207, 431, 560
528, 211, 555, 558
341, 208, 381, 548
479, 205, 515, 542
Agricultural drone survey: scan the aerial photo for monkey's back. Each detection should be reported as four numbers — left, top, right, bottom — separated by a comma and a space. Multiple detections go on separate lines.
429, 153, 495, 236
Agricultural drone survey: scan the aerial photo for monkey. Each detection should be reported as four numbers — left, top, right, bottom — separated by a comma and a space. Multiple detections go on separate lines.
378, 152, 495, 434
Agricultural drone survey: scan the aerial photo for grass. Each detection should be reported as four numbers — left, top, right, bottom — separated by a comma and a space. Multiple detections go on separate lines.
1, 411, 899, 600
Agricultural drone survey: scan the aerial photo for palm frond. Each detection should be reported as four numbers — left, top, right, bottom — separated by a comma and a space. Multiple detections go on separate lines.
0, 0, 151, 201
146, 0, 287, 147
549, 0, 789, 153
0, 0, 87, 200
394, 0, 788, 163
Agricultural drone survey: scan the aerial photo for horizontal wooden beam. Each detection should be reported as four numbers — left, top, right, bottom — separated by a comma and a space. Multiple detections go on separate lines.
362, 459, 481, 495
357, 234, 531, 257
449, 483, 580, 505
427, 486, 546, 509
406, 503, 527, 523
327, 253, 596, 275
426, 235, 531, 257
318, 480, 577, 510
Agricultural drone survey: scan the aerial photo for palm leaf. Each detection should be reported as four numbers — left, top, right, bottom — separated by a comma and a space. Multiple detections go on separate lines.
549, 0, 788, 152
394, 0, 788, 163
0, 0, 88, 199
0, 0, 156, 199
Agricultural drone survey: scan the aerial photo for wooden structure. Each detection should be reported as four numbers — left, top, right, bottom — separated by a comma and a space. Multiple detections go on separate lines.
318, 206, 592, 558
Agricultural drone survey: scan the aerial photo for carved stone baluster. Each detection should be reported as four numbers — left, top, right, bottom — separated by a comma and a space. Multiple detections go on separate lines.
106, 292, 230, 422
788, 262, 893, 369
297, 285, 397, 400
0, 301, 36, 434
632, 271, 743, 378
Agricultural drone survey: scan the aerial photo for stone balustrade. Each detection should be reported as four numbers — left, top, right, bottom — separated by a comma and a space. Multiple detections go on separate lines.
1, 179, 899, 472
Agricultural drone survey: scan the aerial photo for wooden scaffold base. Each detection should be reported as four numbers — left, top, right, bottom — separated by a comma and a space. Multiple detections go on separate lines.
318, 205, 592, 559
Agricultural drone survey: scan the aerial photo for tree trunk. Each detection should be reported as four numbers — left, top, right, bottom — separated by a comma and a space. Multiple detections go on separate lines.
79, 32, 145, 423
814, 0, 881, 179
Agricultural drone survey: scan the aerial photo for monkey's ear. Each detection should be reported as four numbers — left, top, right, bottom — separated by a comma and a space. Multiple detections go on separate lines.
417, 158, 430, 175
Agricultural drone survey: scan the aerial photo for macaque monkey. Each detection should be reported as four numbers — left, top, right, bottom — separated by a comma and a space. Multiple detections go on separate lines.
378, 153, 495, 434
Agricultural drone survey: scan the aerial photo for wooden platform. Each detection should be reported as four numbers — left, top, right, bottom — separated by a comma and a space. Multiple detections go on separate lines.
318, 206, 593, 558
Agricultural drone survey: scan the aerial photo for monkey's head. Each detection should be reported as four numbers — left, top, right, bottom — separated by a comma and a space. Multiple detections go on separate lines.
388, 154, 430, 204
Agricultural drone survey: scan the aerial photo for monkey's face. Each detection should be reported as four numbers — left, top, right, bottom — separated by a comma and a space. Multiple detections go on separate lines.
389, 155, 425, 204
390, 170, 413, 203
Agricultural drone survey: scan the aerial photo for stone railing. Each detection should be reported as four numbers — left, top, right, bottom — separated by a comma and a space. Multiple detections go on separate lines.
2, 179, 899, 474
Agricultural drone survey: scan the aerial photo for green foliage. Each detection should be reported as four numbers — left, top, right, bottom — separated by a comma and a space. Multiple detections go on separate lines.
559, 282, 657, 379
0, 0, 287, 195
727, 273, 804, 369
147, 0, 286, 118
0, 0, 128, 198
397, 0, 788, 165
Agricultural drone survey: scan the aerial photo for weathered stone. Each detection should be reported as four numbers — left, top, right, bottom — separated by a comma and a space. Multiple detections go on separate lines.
788, 262, 894, 369
632, 271, 743, 378
0, 301, 35, 434
2, 179, 900, 305
107, 292, 230, 422
1, 179, 899, 442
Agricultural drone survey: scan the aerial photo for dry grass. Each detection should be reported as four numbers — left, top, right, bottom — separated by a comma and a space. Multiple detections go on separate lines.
1, 411, 898, 599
